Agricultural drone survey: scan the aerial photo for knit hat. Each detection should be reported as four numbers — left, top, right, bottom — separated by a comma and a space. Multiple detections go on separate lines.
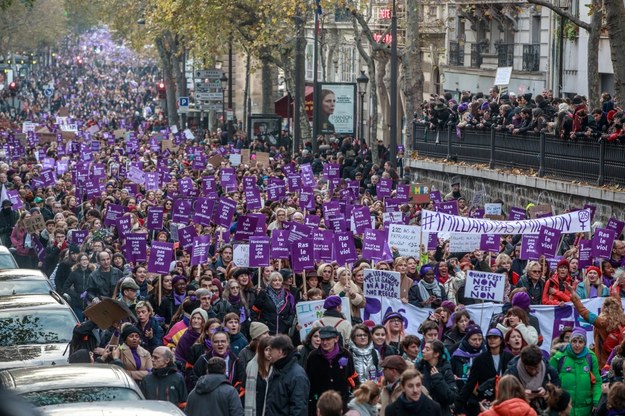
383, 311, 403, 325
323, 295, 342, 310
511, 292, 531, 311
585, 266, 602, 278
171, 275, 188, 286
120, 277, 140, 291
363, 320, 376, 330
441, 300, 457, 313
465, 324, 483, 339
556, 258, 570, 269
486, 328, 504, 339
570, 328, 587, 342
191, 308, 208, 323
121, 324, 141, 343
211, 278, 223, 297
249, 322, 269, 340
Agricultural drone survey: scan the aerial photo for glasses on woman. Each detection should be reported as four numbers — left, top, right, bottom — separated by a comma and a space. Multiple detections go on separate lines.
354, 333, 368, 338
230, 285, 240, 290
529, 269, 541, 274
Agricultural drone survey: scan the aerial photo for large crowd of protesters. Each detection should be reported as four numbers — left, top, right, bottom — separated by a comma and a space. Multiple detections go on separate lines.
1, 29, 625, 416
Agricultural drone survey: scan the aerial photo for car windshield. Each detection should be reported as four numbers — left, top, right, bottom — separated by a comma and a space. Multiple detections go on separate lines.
0, 281, 51, 296
0, 309, 74, 346
0, 254, 17, 269
21, 387, 142, 407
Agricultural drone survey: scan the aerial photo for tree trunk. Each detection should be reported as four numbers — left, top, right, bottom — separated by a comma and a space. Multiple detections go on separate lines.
605, 0, 625, 101
376, 55, 390, 145
402, 0, 423, 155
261, 54, 273, 113
587, 0, 602, 109
154, 32, 179, 127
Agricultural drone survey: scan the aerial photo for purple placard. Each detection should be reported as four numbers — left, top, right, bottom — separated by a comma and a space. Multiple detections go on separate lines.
271, 229, 291, 259
384, 198, 403, 213
361, 229, 388, 261
70, 229, 88, 247
145, 172, 160, 191
147, 241, 174, 274
334, 231, 358, 265
591, 228, 617, 259
299, 187, 315, 211
245, 188, 262, 211
124, 233, 147, 262
427, 233, 438, 251
172, 199, 193, 223
469, 208, 485, 218
193, 198, 215, 226
395, 184, 410, 202
234, 215, 259, 241
584, 204, 597, 221
147, 206, 164, 230
56, 160, 69, 175
249, 236, 271, 267
376, 179, 393, 199
40, 169, 56, 187
178, 177, 195, 195
508, 207, 527, 221
191, 235, 211, 266
326, 215, 347, 232
32, 235, 46, 261
323, 163, 341, 180
212, 197, 237, 228
323, 201, 341, 220
536, 226, 562, 257
177, 225, 197, 251
285, 221, 313, 242
220, 167, 237, 191
429, 190, 442, 204
291, 238, 315, 273
116, 215, 132, 238
313, 229, 334, 262
606, 218, 625, 238
242, 176, 257, 190
202, 176, 216, 194
435, 200, 459, 216
287, 175, 301, 193
300, 163, 315, 187
104, 204, 125, 226
520, 235, 540, 261
6, 190, 23, 210
577, 239, 593, 268
480, 234, 501, 252
304, 214, 320, 227
247, 213, 266, 236
351, 205, 371, 234
127, 166, 145, 185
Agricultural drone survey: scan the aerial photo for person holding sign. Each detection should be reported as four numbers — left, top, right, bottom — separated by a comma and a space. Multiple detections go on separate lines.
542, 259, 573, 306
330, 267, 365, 324
409, 266, 447, 309
394, 257, 414, 304
251, 272, 295, 336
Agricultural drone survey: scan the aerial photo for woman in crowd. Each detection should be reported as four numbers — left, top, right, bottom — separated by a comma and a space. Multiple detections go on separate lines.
244, 336, 272, 416
135, 300, 163, 353
345, 380, 380, 416
410, 265, 447, 309
61, 252, 95, 320
317, 262, 335, 296
174, 308, 208, 370
298, 326, 321, 368
551, 327, 573, 355
385, 369, 443, 415
148, 274, 173, 316
544, 384, 572, 416
478, 375, 537, 416
444, 310, 472, 354
132, 264, 151, 301
10, 211, 36, 268
495, 253, 519, 303
549, 328, 601, 416
495, 306, 539, 346
113, 323, 153, 381
450, 324, 485, 391
251, 271, 295, 335
575, 265, 609, 299
234, 268, 257, 313
383, 312, 406, 354
331, 267, 365, 324
406, 256, 419, 281
394, 257, 414, 303
371, 324, 399, 360
503, 327, 528, 357
416, 339, 458, 416
348, 324, 379, 383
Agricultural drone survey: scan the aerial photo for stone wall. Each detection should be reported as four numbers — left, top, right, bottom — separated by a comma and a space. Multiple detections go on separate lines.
405, 158, 625, 226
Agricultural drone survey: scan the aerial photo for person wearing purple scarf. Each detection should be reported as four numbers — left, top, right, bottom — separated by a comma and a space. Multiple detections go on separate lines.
450, 324, 485, 389
175, 308, 208, 368
306, 326, 359, 416
113, 324, 153, 381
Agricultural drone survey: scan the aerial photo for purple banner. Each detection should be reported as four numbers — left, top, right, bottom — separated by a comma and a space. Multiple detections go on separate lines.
427, 232, 438, 251
395, 184, 410, 202
191, 235, 211, 266
591, 228, 616, 259
249, 236, 271, 267
147, 206, 164, 230
334, 231, 358, 265
40, 169, 56, 187
520, 235, 540, 261
116, 215, 132, 238
508, 207, 527, 221
242, 176, 257, 190
212, 197, 237, 228
480, 234, 501, 252
202, 176, 216, 194
291, 238, 315, 273
124, 233, 147, 262
299, 187, 315, 211
147, 241, 174, 274
323, 163, 341, 180
220, 167, 237, 191
469, 208, 485, 218
271, 229, 291, 259
305, 214, 320, 227
323, 201, 341, 220
384, 198, 403, 213
287, 175, 301, 192
145, 172, 160, 191
32, 235, 46, 261
285, 222, 313, 242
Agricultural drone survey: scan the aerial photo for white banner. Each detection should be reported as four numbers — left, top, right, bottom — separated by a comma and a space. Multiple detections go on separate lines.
296, 297, 351, 340
363, 269, 401, 299
420, 209, 592, 235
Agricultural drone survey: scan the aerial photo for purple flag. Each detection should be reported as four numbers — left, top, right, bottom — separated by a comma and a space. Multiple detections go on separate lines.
577, 239, 593, 268
291, 238, 315, 273
591, 228, 617, 259
124, 233, 147, 262
313, 229, 334, 262
104, 204, 125, 226
606, 218, 625, 238
480, 234, 501, 252
536, 226, 562, 257
271, 230, 291, 259
147, 206, 164, 230
249, 236, 271, 267
334, 231, 358, 265
520, 235, 540, 261
234, 216, 259, 241
508, 207, 527, 221
212, 197, 237, 228
191, 235, 211, 266
6, 190, 23, 210
178, 225, 197, 251
148, 241, 174, 274
351, 205, 371, 234
435, 200, 459, 216
193, 198, 215, 226
32, 235, 46, 261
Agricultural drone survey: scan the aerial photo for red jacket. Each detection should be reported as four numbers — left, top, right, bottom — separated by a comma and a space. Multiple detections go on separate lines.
542, 273, 572, 305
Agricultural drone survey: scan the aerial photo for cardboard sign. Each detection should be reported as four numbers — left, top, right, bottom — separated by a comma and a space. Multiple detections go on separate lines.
83, 298, 134, 330
255, 152, 270, 167
24, 215, 46, 234
363, 269, 401, 299
528, 204, 552, 219
464, 270, 506, 302
296, 297, 351, 340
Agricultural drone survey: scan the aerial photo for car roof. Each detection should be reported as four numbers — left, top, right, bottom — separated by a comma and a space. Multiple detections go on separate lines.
0, 269, 48, 281
0, 294, 67, 310
0, 364, 139, 393
39, 400, 185, 416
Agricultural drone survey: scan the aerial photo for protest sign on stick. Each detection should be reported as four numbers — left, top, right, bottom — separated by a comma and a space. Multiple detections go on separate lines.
363, 269, 401, 299
464, 270, 506, 302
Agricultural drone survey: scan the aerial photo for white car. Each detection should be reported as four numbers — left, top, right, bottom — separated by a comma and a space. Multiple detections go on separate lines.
39, 401, 185, 415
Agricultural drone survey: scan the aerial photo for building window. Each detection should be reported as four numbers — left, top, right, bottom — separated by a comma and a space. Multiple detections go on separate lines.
340, 46, 355, 82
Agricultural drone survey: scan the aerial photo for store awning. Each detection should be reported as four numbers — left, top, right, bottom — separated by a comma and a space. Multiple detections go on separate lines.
274, 86, 314, 120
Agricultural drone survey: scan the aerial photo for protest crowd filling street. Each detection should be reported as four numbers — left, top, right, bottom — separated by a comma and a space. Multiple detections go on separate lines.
3, 29, 625, 416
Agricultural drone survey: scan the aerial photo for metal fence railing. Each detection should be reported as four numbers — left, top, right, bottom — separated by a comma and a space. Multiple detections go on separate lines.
412, 124, 625, 187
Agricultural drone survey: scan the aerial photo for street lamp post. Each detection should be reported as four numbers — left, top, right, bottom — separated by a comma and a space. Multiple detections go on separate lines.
220, 73, 228, 134
389, 0, 398, 167
356, 70, 369, 144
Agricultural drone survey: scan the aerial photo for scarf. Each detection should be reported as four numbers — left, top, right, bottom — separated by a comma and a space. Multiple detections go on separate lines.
130, 347, 142, 370
516, 358, 545, 390
589, 283, 598, 298
229, 294, 241, 305
565, 343, 590, 359
321, 342, 340, 363
175, 328, 200, 364
266, 287, 287, 311
417, 279, 441, 302
173, 291, 186, 306
452, 338, 485, 359
212, 348, 230, 359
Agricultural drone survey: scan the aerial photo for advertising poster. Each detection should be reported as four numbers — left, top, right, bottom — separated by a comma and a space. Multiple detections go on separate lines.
316, 83, 356, 135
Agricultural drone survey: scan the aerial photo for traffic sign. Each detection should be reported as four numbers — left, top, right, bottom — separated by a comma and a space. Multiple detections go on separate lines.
196, 103, 222, 111
178, 96, 189, 113
195, 92, 223, 101
195, 69, 223, 79
43, 87, 53, 97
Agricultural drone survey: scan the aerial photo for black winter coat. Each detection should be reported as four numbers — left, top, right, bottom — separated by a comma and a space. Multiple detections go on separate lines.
385, 393, 443, 416
263, 351, 310, 416
191, 350, 245, 395
250, 288, 295, 335
415, 359, 458, 416
61, 266, 93, 309
139, 364, 187, 406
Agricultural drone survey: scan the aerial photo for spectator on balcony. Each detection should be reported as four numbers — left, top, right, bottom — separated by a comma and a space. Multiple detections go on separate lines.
512, 108, 533, 135
535, 94, 557, 120
429, 99, 452, 130
444, 178, 462, 201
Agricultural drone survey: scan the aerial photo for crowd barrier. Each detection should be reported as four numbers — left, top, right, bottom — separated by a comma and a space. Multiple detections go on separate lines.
412, 124, 625, 187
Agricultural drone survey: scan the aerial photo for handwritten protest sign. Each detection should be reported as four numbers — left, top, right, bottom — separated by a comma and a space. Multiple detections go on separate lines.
363, 269, 401, 299
296, 297, 351, 340
464, 270, 506, 302
24, 215, 46, 234
233, 244, 250, 267
387, 224, 421, 257
449, 233, 481, 252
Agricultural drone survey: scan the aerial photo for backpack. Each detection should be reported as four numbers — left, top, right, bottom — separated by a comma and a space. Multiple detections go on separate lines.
556, 353, 596, 385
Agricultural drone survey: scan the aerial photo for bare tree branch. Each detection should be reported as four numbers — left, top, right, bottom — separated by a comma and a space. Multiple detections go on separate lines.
526, 0, 591, 31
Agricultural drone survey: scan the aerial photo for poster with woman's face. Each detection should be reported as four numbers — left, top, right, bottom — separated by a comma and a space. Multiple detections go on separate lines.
316, 83, 356, 135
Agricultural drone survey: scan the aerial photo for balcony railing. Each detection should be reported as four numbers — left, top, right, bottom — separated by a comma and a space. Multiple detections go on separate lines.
522, 44, 540, 72
449, 41, 464, 67
497, 43, 514, 67
470, 42, 488, 68
412, 124, 625, 187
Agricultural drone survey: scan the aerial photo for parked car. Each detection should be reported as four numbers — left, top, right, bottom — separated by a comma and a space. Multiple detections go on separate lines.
39, 400, 185, 415
0, 269, 53, 297
0, 246, 19, 269
0, 293, 78, 369
0, 364, 145, 407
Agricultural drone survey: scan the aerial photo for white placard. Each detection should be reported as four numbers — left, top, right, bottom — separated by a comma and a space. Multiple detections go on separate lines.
484, 203, 502, 215
22, 122, 36, 133
184, 129, 195, 140
296, 297, 351, 340
387, 224, 421, 257
449, 233, 482, 252
233, 244, 249, 267
494, 67, 512, 86
464, 270, 506, 302
363, 269, 401, 299
230, 154, 242, 166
